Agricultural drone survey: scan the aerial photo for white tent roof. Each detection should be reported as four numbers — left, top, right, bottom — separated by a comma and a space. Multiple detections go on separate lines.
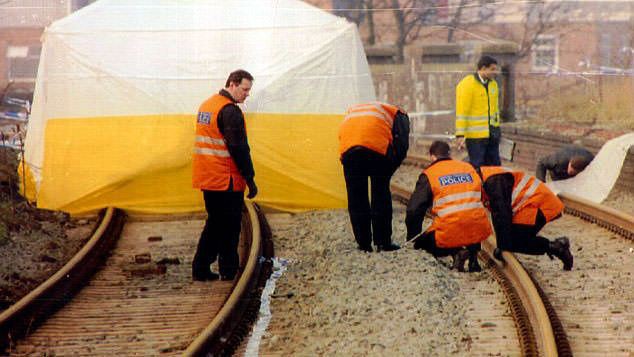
25, 0, 374, 193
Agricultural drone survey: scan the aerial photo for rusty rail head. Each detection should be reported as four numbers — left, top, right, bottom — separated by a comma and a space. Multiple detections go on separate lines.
391, 182, 562, 357
559, 192, 634, 241
0, 207, 125, 353
184, 201, 265, 356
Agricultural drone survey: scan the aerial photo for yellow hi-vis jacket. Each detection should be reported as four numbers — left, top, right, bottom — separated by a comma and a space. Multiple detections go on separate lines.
455, 74, 500, 139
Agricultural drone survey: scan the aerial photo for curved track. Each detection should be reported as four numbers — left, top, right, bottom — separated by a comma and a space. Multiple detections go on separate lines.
399, 154, 634, 356
0, 203, 271, 356
391, 184, 566, 356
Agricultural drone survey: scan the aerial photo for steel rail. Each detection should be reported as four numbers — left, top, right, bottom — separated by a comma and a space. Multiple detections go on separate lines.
0, 207, 125, 352
558, 192, 634, 241
185, 201, 265, 356
1, 203, 271, 356
391, 184, 561, 356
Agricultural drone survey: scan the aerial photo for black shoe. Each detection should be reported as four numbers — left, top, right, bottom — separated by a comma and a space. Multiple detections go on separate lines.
192, 271, 219, 281
357, 244, 373, 252
451, 249, 469, 272
468, 252, 482, 272
376, 242, 401, 252
547, 237, 573, 271
220, 273, 236, 281
493, 248, 505, 262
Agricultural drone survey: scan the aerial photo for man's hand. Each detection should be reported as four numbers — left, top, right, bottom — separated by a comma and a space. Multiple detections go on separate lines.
456, 136, 466, 151
246, 180, 258, 199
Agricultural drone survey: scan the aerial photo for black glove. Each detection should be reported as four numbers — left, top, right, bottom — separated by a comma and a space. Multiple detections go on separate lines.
246, 180, 258, 199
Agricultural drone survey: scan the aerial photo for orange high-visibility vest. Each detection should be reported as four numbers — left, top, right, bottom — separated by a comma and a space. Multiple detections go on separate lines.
338, 102, 399, 157
192, 94, 246, 192
480, 166, 564, 225
424, 160, 492, 248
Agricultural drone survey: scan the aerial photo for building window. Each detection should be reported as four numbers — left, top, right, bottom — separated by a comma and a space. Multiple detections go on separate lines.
7, 45, 41, 82
532, 35, 558, 72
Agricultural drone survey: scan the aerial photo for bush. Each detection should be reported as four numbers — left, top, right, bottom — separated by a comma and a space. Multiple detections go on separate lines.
537, 78, 634, 130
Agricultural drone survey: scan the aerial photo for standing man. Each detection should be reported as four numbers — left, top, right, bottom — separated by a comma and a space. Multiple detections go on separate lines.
406, 141, 492, 272
455, 55, 501, 168
536, 144, 594, 182
480, 166, 574, 270
339, 102, 410, 252
192, 69, 258, 281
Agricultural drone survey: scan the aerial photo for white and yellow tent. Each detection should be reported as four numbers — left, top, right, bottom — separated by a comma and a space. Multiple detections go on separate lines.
23, 0, 375, 214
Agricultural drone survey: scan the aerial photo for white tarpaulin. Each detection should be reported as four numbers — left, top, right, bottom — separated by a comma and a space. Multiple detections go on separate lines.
547, 132, 634, 203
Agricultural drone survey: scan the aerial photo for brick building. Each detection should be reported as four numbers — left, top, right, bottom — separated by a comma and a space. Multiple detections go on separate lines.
305, 0, 634, 127
0, 0, 93, 94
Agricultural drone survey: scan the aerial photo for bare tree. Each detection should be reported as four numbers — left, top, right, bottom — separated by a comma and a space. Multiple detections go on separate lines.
332, 0, 367, 26
446, 0, 495, 43
386, 0, 496, 61
366, 0, 377, 45
389, 0, 437, 63
511, 1, 571, 63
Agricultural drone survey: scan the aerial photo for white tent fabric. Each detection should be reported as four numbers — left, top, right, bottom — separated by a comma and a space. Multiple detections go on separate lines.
23, 0, 375, 213
547, 132, 634, 203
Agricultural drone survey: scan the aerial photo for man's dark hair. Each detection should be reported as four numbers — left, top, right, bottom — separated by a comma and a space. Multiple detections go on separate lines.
429, 140, 451, 158
477, 55, 498, 70
570, 155, 592, 171
225, 69, 254, 87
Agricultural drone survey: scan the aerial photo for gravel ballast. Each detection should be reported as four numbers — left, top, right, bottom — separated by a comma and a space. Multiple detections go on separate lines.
256, 205, 516, 355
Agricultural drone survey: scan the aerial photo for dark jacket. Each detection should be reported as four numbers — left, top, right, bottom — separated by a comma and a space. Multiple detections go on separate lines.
217, 89, 255, 184
405, 157, 454, 239
536, 145, 594, 182
481, 172, 514, 246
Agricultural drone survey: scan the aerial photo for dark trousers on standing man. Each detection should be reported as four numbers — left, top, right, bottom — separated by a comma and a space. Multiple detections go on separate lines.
193, 190, 244, 278
342, 148, 393, 249
466, 126, 501, 168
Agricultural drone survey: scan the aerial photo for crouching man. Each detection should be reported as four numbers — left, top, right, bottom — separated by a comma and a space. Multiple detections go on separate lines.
479, 166, 574, 270
406, 141, 492, 272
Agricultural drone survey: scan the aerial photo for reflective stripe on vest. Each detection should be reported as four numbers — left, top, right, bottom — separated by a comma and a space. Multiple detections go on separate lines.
343, 102, 395, 127
193, 147, 230, 157
433, 191, 482, 209
480, 166, 564, 225
195, 136, 225, 146
192, 93, 247, 191
424, 159, 492, 248
437, 200, 485, 217
338, 102, 398, 157
511, 174, 540, 213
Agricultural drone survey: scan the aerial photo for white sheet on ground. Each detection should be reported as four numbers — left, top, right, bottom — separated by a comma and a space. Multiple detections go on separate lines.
547, 132, 634, 203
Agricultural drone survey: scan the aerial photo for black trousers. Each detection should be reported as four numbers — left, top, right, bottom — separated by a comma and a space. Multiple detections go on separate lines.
342, 148, 393, 248
413, 231, 480, 257
498, 210, 550, 255
193, 190, 244, 277
466, 126, 501, 168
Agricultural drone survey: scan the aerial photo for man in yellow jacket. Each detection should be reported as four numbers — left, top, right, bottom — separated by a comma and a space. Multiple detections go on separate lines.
455, 55, 501, 168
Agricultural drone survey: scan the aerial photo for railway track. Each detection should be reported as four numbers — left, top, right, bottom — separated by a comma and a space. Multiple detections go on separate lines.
391, 184, 569, 356
398, 154, 634, 356
0, 203, 272, 356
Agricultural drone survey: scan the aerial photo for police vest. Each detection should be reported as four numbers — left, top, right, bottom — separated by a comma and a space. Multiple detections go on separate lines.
425, 160, 492, 248
455, 74, 500, 139
480, 166, 564, 225
192, 94, 246, 192
338, 102, 398, 157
